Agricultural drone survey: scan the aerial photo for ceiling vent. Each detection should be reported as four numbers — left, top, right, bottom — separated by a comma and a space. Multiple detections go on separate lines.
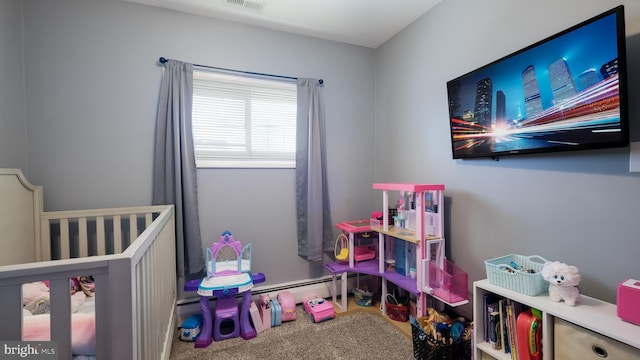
223, 0, 265, 13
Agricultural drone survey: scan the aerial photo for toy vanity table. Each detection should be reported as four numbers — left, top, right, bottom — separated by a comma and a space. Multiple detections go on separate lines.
184, 231, 265, 348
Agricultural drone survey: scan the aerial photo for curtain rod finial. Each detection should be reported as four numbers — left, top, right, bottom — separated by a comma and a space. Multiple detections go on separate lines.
159, 57, 168, 64
319, 79, 324, 85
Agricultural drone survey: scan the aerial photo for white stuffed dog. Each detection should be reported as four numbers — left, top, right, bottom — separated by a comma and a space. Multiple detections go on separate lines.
540, 261, 581, 306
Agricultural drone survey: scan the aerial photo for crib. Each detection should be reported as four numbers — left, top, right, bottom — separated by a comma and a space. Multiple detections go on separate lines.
0, 168, 177, 359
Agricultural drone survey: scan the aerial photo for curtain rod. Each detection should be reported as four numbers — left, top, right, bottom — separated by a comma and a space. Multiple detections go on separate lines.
158, 57, 323, 85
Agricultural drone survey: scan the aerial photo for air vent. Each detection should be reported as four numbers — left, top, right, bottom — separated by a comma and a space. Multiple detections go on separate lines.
223, 0, 265, 12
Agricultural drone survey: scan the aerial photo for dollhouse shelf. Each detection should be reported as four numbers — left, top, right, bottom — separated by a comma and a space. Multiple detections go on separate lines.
373, 183, 468, 317
324, 260, 419, 295
369, 225, 442, 244
325, 183, 469, 316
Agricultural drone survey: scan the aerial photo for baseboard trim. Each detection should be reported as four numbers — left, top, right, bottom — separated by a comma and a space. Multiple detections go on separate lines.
175, 274, 365, 324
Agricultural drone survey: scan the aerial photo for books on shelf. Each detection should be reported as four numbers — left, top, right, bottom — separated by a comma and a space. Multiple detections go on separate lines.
499, 298, 511, 354
489, 311, 502, 350
482, 293, 498, 343
506, 302, 518, 360
483, 295, 536, 359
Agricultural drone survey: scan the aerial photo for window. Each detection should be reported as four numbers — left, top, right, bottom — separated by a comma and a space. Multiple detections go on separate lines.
192, 70, 297, 168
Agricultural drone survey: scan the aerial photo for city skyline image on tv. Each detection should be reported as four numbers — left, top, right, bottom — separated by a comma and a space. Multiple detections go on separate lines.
447, 6, 628, 159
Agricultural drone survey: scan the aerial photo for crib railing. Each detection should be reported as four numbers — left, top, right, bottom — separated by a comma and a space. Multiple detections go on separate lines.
0, 205, 176, 360
122, 205, 176, 360
40, 205, 170, 261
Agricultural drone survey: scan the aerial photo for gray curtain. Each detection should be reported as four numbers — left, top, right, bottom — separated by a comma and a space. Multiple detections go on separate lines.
296, 78, 332, 261
153, 60, 205, 281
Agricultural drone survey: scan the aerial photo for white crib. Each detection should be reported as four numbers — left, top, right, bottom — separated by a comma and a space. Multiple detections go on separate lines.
0, 168, 176, 359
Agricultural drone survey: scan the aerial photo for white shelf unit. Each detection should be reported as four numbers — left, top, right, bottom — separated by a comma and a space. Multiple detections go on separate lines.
370, 183, 468, 319
473, 279, 640, 360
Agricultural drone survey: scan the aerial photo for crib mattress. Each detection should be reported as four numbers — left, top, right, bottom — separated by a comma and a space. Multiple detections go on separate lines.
23, 296, 96, 357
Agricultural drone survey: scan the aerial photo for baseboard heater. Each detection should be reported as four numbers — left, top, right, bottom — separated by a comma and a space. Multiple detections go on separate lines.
175, 273, 365, 322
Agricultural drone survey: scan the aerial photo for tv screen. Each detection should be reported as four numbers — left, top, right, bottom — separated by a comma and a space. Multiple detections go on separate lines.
447, 6, 629, 160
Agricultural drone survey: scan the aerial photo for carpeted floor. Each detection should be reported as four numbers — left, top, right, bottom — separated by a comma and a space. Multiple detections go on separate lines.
170, 305, 414, 360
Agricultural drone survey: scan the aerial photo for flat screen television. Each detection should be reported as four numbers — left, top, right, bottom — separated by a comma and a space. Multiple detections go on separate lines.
447, 6, 629, 160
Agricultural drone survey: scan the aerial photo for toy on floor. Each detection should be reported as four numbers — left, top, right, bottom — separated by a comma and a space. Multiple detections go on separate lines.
258, 294, 272, 330
270, 297, 282, 327
278, 291, 296, 322
540, 261, 581, 306
249, 302, 263, 334
180, 314, 203, 342
353, 287, 374, 307
185, 230, 266, 348
303, 296, 335, 323
253, 291, 296, 330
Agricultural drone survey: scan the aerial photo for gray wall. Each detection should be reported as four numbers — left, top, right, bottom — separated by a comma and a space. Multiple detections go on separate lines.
0, 0, 27, 170
18, 0, 375, 288
375, 0, 640, 304
4, 0, 640, 305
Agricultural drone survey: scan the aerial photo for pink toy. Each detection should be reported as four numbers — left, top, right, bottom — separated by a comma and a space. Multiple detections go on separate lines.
249, 301, 263, 333
618, 279, 640, 325
277, 291, 296, 322
258, 294, 272, 330
353, 245, 376, 262
303, 296, 335, 323
333, 233, 376, 263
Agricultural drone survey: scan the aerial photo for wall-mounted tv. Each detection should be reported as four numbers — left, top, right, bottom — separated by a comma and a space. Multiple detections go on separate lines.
447, 6, 629, 160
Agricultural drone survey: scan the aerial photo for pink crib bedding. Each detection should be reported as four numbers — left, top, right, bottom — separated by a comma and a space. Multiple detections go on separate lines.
23, 312, 96, 356
22, 281, 97, 356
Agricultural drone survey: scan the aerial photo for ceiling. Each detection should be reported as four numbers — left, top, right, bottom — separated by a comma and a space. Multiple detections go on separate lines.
125, 0, 442, 49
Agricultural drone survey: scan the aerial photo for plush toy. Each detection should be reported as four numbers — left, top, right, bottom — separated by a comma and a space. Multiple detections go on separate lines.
260, 294, 271, 309
540, 261, 581, 306
22, 280, 87, 315
22, 282, 49, 305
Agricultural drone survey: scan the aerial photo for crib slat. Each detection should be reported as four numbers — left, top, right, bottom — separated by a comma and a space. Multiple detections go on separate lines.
129, 214, 137, 247
149, 244, 156, 357
40, 218, 52, 260
96, 216, 106, 256
108, 257, 133, 359
135, 264, 144, 358
145, 213, 153, 228
153, 242, 162, 358
114, 215, 122, 254
150, 247, 157, 358
0, 284, 22, 340
142, 254, 151, 358
60, 218, 70, 259
50, 278, 72, 359
78, 217, 88, 257
93, 272, 112, 359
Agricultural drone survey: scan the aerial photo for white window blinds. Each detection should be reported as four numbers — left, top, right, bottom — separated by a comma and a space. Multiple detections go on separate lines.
192, 70, 297, 168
